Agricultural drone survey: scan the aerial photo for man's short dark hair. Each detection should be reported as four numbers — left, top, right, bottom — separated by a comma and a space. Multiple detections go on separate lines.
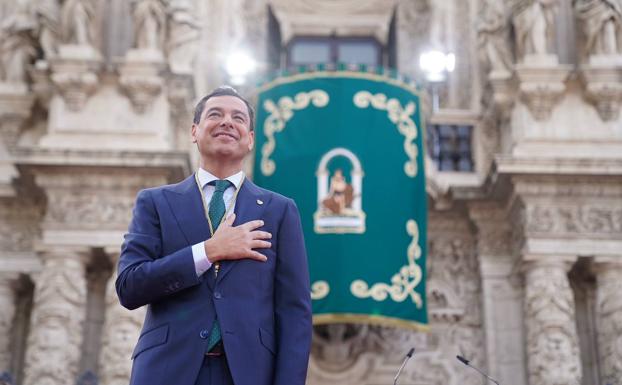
193, 86, 255, 131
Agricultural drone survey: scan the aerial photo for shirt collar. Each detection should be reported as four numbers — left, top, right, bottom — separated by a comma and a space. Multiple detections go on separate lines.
197, 168, 244, 190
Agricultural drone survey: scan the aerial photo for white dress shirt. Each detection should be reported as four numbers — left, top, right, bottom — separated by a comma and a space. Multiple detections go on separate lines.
191, 168, 245, 277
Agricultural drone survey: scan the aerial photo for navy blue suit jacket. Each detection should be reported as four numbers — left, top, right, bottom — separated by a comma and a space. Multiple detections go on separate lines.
116, 175, 312, 385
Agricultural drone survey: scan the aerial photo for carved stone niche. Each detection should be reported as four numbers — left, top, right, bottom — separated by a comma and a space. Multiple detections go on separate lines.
50, 44, 103, 112
515, 59, 571, 121
581, 60, 622, 121
118, 49, 166, 114
0, 83, 35, 149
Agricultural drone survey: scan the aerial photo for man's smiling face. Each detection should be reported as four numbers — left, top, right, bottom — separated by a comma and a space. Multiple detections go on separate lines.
192, 95, 254, 163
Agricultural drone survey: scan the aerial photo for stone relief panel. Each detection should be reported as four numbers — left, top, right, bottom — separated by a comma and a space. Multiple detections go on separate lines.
524, 260, 582, 385
308, 211, 485, 385
22, 251, 87, 385
0, 195, 43, 252
514, 176, 622, 239
594, 262, 622, 385
35, 170, 168, 230
99, 273, 145, 385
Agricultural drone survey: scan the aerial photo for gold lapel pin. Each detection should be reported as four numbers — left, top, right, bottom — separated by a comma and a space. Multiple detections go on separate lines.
257, 199, 264, 205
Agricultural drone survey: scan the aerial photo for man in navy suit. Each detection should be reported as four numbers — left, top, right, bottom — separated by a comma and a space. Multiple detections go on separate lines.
116, 86, 312, 385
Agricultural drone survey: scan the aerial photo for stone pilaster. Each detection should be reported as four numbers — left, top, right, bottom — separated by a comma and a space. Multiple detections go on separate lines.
469, 202, 526, 385
592, 257, 622, 385
22, 248, 89, 385
0, 273, 18, 374
523, 257, 582, 385
99, 249, 145, 385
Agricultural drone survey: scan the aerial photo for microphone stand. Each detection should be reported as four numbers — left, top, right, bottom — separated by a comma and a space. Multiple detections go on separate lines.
456, 355, 500, 385
393, 348, 415, 385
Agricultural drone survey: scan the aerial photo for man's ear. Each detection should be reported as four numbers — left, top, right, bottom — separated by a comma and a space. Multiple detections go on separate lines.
248, 129, 255, 151
191, 124, 198, 143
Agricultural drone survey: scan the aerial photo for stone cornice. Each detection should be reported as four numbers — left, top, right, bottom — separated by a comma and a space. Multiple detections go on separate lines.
14, 148, 191, 177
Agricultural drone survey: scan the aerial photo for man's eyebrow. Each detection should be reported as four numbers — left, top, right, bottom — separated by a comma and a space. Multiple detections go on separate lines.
231, 109, 248, 118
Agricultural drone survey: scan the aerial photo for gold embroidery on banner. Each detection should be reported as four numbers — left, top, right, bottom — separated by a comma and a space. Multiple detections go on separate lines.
261, 90, 329, 176
310, 280, 330, 300
350, 220, 423, 307
353, 91, 418, 177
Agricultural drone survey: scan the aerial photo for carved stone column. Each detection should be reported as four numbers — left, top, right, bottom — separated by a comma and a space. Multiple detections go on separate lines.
22, 248, 89, 385
0, 273, 18, 374
592, 257, 622, 385
523, 257, 582, 385
99, 249, 145, 385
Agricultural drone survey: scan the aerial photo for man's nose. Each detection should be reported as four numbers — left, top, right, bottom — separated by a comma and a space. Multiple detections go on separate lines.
220, 114, 234, 127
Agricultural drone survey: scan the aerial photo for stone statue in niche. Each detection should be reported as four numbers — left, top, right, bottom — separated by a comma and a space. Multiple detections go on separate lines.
511, 0, 559, 59
478, 0, 513, 76
32, 0, 61, 59
60, 0, 96, 46
574, 0, 622, 56
166, 0, 200, 74
0, 10, 37, 83
131, 0, 167, 51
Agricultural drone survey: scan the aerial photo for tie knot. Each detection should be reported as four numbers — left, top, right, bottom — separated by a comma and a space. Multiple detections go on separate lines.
212, 179, 231, 193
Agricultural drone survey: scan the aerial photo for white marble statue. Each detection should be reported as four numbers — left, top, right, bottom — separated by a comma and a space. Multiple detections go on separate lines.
0, 11, 36, 83
574, 0, 622, 56
166, 0, 200, 73
511, 0, 560, 59
478, 0, 513, 76
32, 0, 61, 59
60, 0, 96, 46
131, 0, 167, 51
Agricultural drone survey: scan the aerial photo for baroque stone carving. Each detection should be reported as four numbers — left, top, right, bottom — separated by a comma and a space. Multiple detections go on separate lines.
50, 44, 102, 111
516, 64, 570, 120
581, 64, 622, 121
0, 83, 35, 148
33, 0, 62, 60
119, 49, 165, 114
0, 274, 18, 373
166, 0, 200, 74
511, 0, 560, 60
60, 0, 96, 46
478, 0, 513, 78
523, 259, 582, 385
526, 204, 622, 235
44, 192, 134, 229
131, 0, 166, 51
23, 251, 87, 385
593, 260, 622, 385
0, 10, 37, 83
99, 271, 145, 385
574, 0, 622, 57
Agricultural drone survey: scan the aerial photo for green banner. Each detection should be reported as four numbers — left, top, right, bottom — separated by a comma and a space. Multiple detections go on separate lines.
253, 71, 428, 330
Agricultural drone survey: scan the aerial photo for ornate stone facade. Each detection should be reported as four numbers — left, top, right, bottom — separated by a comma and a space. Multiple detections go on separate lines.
0, 0, 621, 385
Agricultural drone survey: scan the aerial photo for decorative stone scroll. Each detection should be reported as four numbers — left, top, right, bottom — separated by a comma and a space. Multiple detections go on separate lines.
99, 253, 145, 385
523, 258, 582, 385
593, 259, 622, 385
23, 249, 88, 385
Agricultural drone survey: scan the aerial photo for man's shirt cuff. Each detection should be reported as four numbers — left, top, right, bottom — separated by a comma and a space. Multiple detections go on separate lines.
192, 241, 212, 277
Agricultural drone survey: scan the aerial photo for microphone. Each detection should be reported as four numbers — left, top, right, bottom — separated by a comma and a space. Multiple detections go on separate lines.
393, 348, 415, 385
456, 355, 500, 385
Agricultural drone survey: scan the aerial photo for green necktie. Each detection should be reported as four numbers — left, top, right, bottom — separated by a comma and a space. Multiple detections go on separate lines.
206, 179, 231, 351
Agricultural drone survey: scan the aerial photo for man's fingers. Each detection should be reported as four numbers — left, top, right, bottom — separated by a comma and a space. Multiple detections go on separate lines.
242, 219, 264, 231
251, 231, 272, 240
251, 240, 272, 249
248, 251, 267, 261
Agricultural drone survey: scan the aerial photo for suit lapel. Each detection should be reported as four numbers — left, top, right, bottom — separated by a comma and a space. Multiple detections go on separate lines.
162, 174, 211, 252
217, 179, 268, 283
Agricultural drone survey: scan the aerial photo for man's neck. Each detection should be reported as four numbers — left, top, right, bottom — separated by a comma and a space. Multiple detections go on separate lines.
200, 160, 243, 180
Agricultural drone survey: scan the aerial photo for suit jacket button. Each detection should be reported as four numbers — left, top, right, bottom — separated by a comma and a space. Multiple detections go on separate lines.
200, 329, 209, 339
214, 292, 222, 299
